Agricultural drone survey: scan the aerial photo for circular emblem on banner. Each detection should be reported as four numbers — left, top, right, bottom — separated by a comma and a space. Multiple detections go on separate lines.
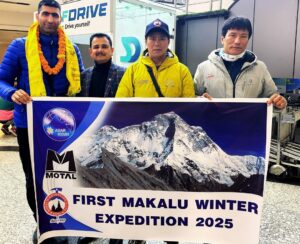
43, 192, 69, 217
43, 108, 76, 141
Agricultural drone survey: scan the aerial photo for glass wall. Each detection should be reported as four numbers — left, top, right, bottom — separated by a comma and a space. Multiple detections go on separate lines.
115, 0, 176, 66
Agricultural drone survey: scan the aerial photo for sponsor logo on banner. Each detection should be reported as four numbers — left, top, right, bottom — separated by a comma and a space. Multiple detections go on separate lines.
43, 108, 76, 141
44, 188, 68, 224
45, 149, 77, 180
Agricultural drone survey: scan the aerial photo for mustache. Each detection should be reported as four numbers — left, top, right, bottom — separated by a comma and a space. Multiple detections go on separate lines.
95, 52, 106, 56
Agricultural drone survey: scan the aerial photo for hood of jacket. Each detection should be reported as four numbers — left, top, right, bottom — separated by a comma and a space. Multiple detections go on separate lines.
139, 49, 179, 70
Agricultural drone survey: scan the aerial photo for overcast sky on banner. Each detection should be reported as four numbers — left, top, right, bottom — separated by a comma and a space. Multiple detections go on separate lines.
101, 102, 268, 157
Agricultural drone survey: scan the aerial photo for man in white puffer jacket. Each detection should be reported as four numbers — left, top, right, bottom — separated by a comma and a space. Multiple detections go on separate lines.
194, 16, 286, 109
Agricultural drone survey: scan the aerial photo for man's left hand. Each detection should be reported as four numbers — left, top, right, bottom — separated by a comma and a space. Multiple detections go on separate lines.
267, 94, 287, 109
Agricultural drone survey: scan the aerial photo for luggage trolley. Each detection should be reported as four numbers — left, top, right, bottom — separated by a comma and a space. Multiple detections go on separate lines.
269, 106, 300, 178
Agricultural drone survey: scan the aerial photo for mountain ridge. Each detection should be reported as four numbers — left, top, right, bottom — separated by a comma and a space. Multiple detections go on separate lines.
77, 112, 265, 195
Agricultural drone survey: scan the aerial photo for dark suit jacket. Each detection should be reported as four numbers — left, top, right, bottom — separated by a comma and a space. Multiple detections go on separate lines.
79, 62, 126, 97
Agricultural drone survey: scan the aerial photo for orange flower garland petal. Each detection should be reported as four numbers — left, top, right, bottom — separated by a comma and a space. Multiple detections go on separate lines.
37, 27, 66, 75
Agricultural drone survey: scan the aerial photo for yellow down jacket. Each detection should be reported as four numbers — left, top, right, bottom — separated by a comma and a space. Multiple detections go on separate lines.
116, 50, 195, 97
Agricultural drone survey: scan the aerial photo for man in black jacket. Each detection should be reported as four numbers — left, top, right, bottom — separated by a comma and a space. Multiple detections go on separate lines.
78, 33, 125, 97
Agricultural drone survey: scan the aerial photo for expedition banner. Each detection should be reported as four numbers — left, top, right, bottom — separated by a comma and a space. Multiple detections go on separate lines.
27, 98, 272, 244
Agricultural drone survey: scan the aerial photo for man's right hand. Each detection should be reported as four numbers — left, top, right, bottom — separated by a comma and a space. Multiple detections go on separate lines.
11, 89, 31, 105
202, 92, 212, 100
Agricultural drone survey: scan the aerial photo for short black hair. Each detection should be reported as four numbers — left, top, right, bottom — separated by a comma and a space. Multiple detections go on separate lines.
222, 16, 252, 38
38, 0, 61, 13
89, 33, 113, 47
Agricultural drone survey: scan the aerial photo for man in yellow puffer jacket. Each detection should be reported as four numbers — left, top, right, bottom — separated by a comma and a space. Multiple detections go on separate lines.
116, 19, 195, 98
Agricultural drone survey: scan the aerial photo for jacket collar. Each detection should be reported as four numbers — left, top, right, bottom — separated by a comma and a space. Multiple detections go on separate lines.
39, 32, 58, 46
210, 48, 257, 70
141, 49, 178, 69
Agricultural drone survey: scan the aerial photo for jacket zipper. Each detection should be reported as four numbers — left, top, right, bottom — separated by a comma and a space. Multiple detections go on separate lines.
50, 40, 54, 62
232, 64, 254, 98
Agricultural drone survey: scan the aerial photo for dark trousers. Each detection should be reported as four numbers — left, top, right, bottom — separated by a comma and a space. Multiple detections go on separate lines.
17, 127, 36, 221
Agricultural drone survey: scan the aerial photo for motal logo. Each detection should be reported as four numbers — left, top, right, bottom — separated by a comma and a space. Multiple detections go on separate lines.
45, 149, 77, 180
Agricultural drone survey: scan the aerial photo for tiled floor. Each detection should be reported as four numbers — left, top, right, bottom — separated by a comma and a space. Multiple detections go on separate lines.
0, 132, 299, 244
0, 132, 36, 244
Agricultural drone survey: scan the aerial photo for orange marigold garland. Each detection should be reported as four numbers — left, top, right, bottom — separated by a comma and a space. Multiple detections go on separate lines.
37, 27, 66, 75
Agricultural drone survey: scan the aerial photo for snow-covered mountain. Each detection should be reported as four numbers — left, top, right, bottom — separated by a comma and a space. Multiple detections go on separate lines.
77, 112, 265, 195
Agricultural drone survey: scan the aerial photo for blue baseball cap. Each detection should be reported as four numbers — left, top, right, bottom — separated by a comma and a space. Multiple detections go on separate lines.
145, 19, 170, 38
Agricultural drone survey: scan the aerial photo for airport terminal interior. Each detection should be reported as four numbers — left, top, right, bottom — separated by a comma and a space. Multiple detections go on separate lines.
0, 0, 299, 243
